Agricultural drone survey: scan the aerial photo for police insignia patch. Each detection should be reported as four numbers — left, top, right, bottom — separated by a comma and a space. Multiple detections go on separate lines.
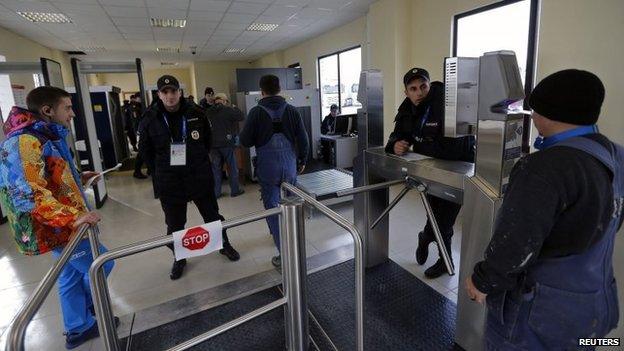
191, 130, 200, 140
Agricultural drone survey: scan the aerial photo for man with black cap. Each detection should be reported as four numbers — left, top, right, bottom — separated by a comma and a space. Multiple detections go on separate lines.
199, 87, 215, 110
465, 69, 622, 349
138, 75, 240, 280
321, 103, 339, 135
385, 67, 475, 278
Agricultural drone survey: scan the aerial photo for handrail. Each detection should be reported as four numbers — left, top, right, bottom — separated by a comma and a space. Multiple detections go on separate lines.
88, 207, 283, 351
5, 224, 92, 351
281, 182, 365, 351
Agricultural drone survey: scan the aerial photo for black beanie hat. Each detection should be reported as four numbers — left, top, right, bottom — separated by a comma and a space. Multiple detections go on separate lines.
528, 69, 605, 125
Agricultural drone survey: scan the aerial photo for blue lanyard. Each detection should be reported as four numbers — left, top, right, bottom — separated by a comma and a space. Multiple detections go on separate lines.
162, 113, 186, 143
413, 106, 431, 138
534, 125, 598, 150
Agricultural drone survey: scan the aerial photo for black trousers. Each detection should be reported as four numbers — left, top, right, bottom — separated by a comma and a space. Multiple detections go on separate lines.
127, 131, 137, 148
160, 196, 230, 254
421, 195, 462, 256
134, 152, 145, 174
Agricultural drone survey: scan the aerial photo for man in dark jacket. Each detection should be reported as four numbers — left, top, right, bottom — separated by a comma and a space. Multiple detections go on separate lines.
138, 75, 240, 280
199, 87, 215, 109
240, 75, 309, 267
385, 68, 475, 278
466, 70, 622, 350
122, 99, 137, 152
131, 94, 148, 179
207, 92, 245, 198
321, 103, 338, 134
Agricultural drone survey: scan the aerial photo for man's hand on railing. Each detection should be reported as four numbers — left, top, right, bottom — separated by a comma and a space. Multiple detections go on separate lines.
73, 211, 102, 228
81, 171, 101, 186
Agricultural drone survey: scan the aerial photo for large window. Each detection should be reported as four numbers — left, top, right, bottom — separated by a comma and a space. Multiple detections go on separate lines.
318, 46, 362, 120
453, 0, 539, 107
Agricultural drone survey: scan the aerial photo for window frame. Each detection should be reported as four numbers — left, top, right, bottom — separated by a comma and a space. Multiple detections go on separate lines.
452, 0, 540, 151
317, 45, 362, 122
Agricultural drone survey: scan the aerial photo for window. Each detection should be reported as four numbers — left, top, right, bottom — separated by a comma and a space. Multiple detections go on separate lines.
33, 73, 42, 88
453, 0, 539, 105
318, 46, 362, 120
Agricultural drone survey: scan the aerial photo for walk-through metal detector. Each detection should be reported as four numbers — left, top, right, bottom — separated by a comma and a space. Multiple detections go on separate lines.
0, 57, 67, 222
70, 58, 147, 208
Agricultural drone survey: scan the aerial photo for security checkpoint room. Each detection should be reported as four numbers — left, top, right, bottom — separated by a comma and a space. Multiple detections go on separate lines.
0, 0, 623, 350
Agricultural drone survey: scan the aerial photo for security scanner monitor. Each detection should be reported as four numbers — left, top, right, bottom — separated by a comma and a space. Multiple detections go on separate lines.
332, 114, 350, 135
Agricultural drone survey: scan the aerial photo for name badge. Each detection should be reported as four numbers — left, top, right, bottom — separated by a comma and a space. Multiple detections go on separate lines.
170, 143, 186, 166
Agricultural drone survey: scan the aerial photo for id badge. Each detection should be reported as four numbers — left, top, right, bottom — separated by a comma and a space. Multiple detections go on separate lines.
170, 143, 186, 166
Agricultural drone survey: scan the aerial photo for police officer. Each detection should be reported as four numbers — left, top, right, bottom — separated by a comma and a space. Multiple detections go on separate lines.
385, 68, 475, 278
139, 75, 240, 280
465, 70, 622, 349
239, 75, 309, 267
321, 103, 338, 135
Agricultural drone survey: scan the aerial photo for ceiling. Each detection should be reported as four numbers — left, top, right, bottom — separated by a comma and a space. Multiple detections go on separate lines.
0, 0, 374, 68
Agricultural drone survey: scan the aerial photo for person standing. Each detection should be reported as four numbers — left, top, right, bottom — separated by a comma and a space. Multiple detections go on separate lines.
207, 92, 245, 198
122, 99, 137, 152
239, 75, 309, 267
199, 87, 215, 110
385, 68, 475, 278
131, 93, 148, 179
0, 86, 115, 349
465, 70, 622, 350
138, 75, 240, 280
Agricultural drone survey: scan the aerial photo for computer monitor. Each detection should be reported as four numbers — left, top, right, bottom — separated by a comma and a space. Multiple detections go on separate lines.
333, 114, 349, 135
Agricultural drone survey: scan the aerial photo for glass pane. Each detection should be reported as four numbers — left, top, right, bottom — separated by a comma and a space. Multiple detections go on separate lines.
456, 0, 531, 110
319, 54, 339, 120
338, 47, 362, 115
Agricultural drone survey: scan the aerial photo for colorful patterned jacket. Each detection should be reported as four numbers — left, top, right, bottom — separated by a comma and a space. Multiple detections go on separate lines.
0, 107, 87, 255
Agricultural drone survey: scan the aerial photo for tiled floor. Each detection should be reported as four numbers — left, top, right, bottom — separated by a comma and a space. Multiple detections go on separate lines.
0, 170, 463, 350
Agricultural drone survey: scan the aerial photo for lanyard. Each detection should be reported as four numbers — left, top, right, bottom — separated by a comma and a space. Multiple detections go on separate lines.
534, 124, 598, 150
413, 106, 431, 138
162, 113, 186, 143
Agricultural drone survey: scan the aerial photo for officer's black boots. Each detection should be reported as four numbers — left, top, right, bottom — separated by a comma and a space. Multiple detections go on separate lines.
415, 231, 431, 265
220, 242, 240, 261
424, 239, 453, 279
170, 259, 187, 280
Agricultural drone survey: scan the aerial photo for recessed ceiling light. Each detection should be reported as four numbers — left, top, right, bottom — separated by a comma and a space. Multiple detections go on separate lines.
156, 47, 180, 53
18, 12, 72, 23
150, 18, 186, 28
246, 23, 279, 32
161, 62, 179, 66
224, 48, 245, 54
78, 46, 106, 52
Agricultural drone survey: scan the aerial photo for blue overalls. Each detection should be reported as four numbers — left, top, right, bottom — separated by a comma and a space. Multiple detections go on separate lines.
485, 135, 623, 350
255, 103, 297, 251
49, 125, 114, 335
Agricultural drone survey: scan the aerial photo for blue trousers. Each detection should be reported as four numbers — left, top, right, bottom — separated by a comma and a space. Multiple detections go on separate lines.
211, 147, 241, 197
52, 239, 114, 334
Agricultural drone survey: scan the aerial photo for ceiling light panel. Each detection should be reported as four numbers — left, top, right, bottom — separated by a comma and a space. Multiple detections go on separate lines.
17, 12, 72, 23
160, 62, 179, 66
223, 48, 245, 54
246, 23, 279, 32
156, 47, 180, 53
150, 18, 187, 28
78, 46, 106, 52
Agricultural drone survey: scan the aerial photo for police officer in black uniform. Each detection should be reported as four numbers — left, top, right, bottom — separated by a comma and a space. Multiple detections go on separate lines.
139, 75, 240, 280
385, 68, 474, 278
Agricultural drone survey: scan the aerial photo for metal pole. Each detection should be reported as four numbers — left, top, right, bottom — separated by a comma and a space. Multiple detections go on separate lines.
167, 298, 287, 351
335, 178, 404, 197
89, 207, 282, 350
370, 185, 411, 229
281, 183, 364, 351
417, 189, 455, 275
280, 199, 309, 351
6, 225, 90, 351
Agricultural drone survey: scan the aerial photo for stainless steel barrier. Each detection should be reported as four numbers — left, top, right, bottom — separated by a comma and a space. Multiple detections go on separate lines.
281, 183, 365, 351
5, 224, 101, 351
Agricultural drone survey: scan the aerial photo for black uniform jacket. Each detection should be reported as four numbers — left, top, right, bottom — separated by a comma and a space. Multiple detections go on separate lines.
384, 81, 475, 162
138, 98, 215, 203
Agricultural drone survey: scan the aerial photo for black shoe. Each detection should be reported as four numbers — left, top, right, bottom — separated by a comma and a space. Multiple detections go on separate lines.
231, 189, 245, 197
65, 323, 99, 349
133, 172, 148, 179
220, 243, 240, 261
415, 231, 431, 265
424, 258, 454, 279
271, 255, 281, 268
170, 259, 187, 280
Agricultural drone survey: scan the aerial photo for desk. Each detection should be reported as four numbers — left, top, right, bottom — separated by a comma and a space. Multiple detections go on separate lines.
320, 135, 358, 168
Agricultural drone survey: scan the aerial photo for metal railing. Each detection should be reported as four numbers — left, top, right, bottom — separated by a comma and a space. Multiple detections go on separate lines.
5, 224, 101, 351
281, 183, 365, 351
